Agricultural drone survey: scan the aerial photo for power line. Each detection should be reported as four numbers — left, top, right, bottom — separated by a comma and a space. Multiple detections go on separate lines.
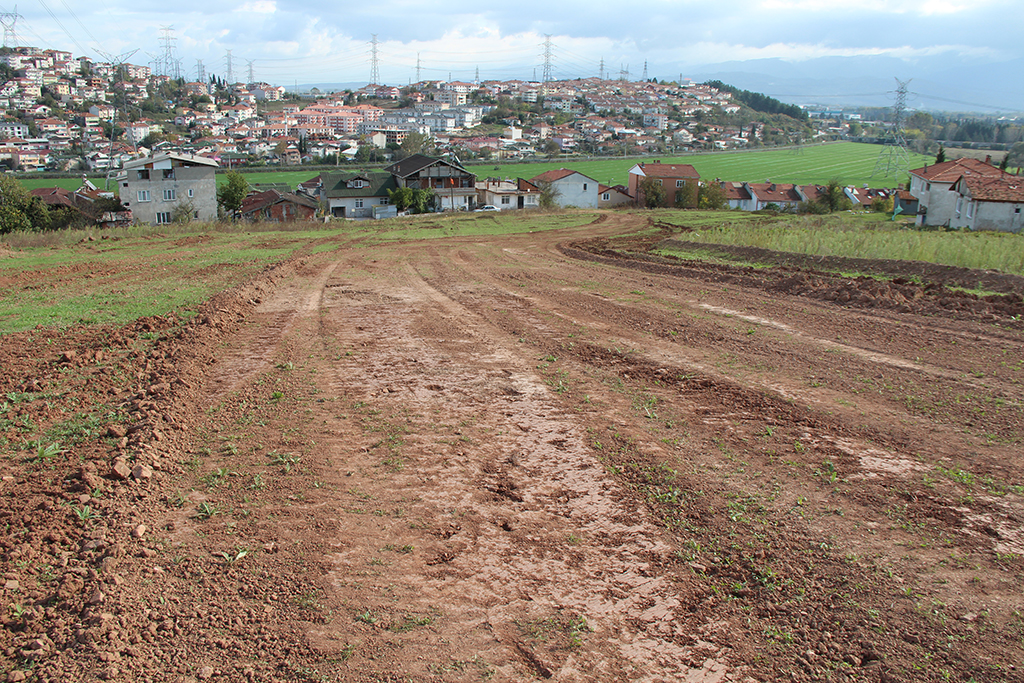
872, 77, 912, 185
0, 5, 20, 47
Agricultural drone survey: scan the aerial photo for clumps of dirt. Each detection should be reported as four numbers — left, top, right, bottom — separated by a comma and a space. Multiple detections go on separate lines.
0, 256, 311, 682
560, 238, 1024, 325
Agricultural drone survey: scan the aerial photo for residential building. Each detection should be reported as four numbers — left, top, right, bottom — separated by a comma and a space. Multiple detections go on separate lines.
598, 184, 632, 208
628, 161, 700, 207
119, 152, 218, 225
240, 189, 318, 222
476, 177, 541, 210
528, 168, 599, 209
744, 182, 802, 211
386, 154, 477, 211
318, 171, 398, 219
909, 157, 1007, 227
948, 173, 1024, 233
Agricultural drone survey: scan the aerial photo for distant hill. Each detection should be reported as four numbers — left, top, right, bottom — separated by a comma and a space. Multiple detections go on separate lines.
687, 55, 1024, 114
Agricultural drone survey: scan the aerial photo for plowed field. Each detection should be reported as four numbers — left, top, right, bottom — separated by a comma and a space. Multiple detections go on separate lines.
2, 213, 1023, 683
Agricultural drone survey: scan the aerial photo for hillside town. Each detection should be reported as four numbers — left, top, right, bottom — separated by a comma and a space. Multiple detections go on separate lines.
2, 44, 1023, 233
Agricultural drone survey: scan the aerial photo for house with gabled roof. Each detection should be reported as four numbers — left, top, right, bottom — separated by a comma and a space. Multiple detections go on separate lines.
598, 184, 632, 208
476, 177, 541, 210
909, 157, 1007, 227
318, 171, 398, 219
386, 154, 477, 211
240, 189, 318, 222
744, 182, 802, 211
628, 161, 699, 207
948, 173, 1024, 233
529, 168, 599, 208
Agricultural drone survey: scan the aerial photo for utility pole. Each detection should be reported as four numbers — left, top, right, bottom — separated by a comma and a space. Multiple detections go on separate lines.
97, 48, 139, 190
159, 26, 181, 80
0, 6, 21, 48
541, 34, 553, 88
872, 77, 912, 186
370, 34, 380, 85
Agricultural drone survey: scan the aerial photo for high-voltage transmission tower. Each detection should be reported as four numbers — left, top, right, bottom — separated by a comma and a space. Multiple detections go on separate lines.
541, 34, 554, 86
641, 61, 648, 81
369, 34, 380, 85
415, 53, 421, 83
96, 48, 139, 188
871, 77, 912, 185
246, 60, 255, 84
159, 26, 181, 80
619, 64, 629, 82
599, 58, 605, 81
225, 50, 233, 84
1, 6, 22, 48
195, 59, 206, 84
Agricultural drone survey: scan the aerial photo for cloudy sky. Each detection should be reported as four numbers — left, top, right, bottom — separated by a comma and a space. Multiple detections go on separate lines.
7, 0, 1021, 108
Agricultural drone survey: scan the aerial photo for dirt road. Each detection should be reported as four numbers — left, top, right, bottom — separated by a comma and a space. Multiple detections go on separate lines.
2, 213, 1023, 682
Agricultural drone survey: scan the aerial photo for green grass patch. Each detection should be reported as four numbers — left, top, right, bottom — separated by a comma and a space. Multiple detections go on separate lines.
670, 212, 1024, 276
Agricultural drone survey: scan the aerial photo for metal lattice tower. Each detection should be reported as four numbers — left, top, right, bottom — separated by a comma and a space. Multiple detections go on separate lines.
415, 53, 421, 83
1, 6, 21, 48
541, 35, 553, 85
95, 48, 139, 187
370, 34, 380, 85
225, 50, 233, 84
872, 77, 912, 185
642, 61, 648, 81
619, 64, 629, 82
246, 60, 255, 85
474, 65, 479, 85
599, 58, 605, 81
159, 26, 181, 80
195, 59, 205, 84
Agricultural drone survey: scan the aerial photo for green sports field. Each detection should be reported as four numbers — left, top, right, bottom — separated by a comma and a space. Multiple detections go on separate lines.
14, 143, 931, 194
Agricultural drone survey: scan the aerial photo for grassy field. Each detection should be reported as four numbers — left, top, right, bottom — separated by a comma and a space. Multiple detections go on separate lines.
663, 211, 1024, 276
0, 211, 598, 334
13, 143, 931, 194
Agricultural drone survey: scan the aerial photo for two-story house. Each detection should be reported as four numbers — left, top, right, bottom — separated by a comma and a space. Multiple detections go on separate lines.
119, 152, 218, 225
318, 171, 398, 219
386, 154, 477, 211
529, 168, 599, 208
909, 157, 1007, 227
628, 161, 700, 207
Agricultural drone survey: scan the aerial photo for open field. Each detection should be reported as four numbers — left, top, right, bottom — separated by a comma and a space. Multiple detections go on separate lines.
13, 142, 932, 193
2, 210, 1024, 682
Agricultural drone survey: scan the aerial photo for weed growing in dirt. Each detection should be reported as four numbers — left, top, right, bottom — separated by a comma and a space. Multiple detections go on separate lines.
354, 609, 378, 625
193, 502, 219, 520
269, 451, 301, 472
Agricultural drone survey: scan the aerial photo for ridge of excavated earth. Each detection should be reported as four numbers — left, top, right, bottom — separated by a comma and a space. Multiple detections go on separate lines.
2, 213, 1023, 683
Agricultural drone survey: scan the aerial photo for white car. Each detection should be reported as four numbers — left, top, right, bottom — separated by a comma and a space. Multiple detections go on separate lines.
474, 205, 499, 212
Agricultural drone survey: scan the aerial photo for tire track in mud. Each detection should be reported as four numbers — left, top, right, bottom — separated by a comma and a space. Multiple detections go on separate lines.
302, 251, 738, 681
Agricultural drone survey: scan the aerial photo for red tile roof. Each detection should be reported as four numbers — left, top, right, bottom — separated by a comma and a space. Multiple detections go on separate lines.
633, 162, 699, 179
957, 174, 1024, 203
910, 158, 1005, 183
529, 168, 595, 183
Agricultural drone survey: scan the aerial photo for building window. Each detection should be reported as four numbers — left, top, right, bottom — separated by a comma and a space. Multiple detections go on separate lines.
155, 211, 171, 224
501, 196, 511, 205
966, 201, 974, 219
162, 169, 174, 180
602, 192, 610, 201
583, 183, 588, 191
355, 199, 363, 208
137, 170, 149, 180
955, 196, 962, 216
187, 189, 194, 198
163, 189, 176, 201
380, 197, 389, 205
676, 180, 684, 187
137, 190, 150, 202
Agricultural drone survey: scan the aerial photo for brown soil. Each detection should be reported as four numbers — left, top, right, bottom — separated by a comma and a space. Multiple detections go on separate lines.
2, 213, 1024, 683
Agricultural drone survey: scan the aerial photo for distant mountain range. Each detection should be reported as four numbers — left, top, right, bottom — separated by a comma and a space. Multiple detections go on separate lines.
686, 55, 1024, 114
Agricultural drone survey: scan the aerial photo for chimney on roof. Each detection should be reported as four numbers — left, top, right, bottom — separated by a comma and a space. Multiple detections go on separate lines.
986, 155, 992, 165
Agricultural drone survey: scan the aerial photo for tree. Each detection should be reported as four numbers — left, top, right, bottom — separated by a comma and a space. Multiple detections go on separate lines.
698, 181, 728, 210
0, 175, 50, 234
638, 176, 666, 209
398, 132, 432, 159
542, 139, 561, 158
536, 179, 560, 209
935, 146, 946, 164
217, 171, 249, 215
171, 198, 198, 224
674, 180, 697, 209
817, 178, 853, 213
1006, 142, 1024, 171
387, 187, 415, 211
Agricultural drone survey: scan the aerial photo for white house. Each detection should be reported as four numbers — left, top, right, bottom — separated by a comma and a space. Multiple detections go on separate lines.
909, 157, 1007, 227
528, 168, 599, 208
948, 173, 1024, 233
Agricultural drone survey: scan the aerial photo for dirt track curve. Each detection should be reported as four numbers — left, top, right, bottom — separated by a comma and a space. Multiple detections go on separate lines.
2, 213, 1023, 683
